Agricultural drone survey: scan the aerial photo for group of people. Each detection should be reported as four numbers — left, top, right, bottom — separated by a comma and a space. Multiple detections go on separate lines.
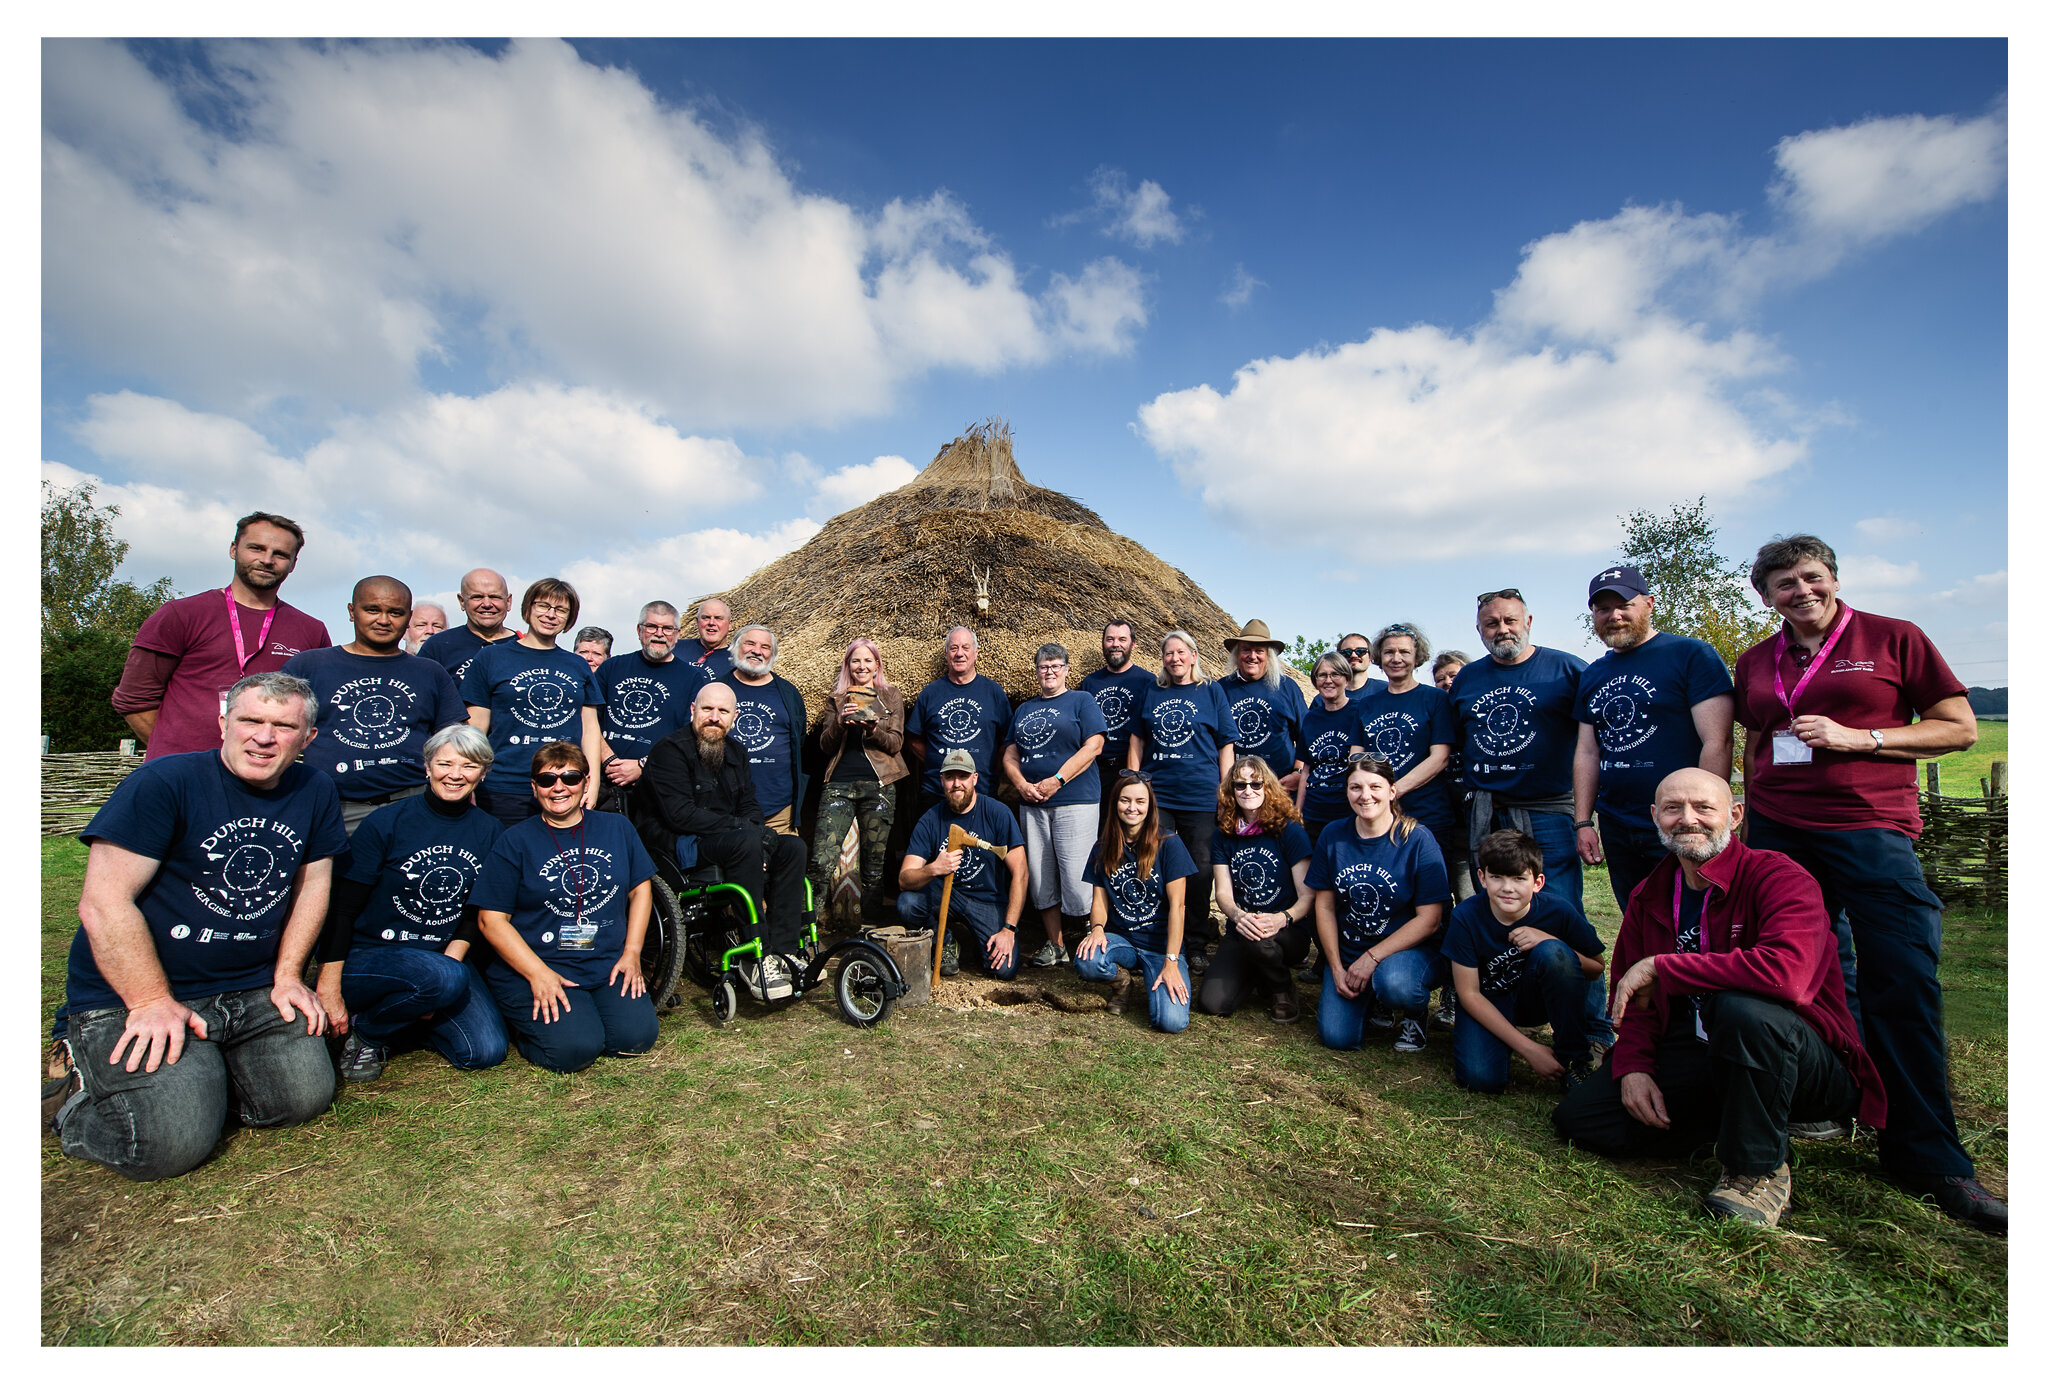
47, 512, 2002, 1238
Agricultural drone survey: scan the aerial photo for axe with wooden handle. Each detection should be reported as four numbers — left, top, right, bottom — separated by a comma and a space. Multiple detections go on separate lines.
931, 821, 994, 988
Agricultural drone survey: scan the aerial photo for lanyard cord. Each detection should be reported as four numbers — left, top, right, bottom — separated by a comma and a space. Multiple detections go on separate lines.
224, 588, 278, 672
543, 817, 587, 932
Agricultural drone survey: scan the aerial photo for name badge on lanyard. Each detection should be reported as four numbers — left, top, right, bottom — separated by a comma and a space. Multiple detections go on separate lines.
1769, 605, 1853, 768
1772, 732, 1813, 765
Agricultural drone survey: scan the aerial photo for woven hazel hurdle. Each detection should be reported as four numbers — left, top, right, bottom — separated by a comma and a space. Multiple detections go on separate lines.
1915, 761, 2007, 908
41, 747, 144, 837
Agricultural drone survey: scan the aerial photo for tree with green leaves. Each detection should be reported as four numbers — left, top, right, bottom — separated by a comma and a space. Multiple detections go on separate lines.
42, 480, 176, 752
1583, 496, 1777, 671
1287, 634, 1330, 678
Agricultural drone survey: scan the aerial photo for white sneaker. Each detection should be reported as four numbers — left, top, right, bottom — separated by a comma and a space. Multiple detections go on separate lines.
738, 959, 770, 1001
759, 954, 795, 1001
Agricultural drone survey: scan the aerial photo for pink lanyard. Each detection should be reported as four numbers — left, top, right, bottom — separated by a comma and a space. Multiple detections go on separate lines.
224, 588, 277, 671
1771, 603, 1853, 715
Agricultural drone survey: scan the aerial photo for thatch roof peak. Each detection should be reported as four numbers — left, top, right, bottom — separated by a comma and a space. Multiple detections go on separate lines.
901, 418, 1027, 510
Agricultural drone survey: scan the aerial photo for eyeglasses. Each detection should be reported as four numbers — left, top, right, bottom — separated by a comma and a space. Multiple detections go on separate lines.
530, 769, 588, 787
532, 603, 572, 618
1115, 768, 1154, 784
639, 623, 679, 635
1340, 647, 1370, 659
1476, 589, 1522, 605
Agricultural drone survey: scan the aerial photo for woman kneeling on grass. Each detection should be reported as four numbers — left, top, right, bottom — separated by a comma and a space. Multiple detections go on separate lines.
1197, 755, 1315, 1023
470, 743, 661, 1073
1073, 771, 1198, 1032
316, 724, 509, 1082
1308, 756, 1454, 1054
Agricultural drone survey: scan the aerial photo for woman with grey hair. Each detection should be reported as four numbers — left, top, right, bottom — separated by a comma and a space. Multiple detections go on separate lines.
572, 627, 613, 673
1128, 630, 1238, 972
315, 722, 509, 1082
1002, 642, 1109, 968
1297, 651, 1365, 845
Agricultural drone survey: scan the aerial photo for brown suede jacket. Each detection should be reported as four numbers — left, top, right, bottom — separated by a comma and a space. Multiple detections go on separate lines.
819, 682, 908, 786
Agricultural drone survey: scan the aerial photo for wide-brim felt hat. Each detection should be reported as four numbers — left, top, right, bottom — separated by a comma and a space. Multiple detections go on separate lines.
1223, 618, 1287, 651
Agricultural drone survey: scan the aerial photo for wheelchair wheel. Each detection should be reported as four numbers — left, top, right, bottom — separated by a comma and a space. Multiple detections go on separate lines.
710, 977, 739, 1025
835, 951, 896, 1028
643, 877, 686, 1009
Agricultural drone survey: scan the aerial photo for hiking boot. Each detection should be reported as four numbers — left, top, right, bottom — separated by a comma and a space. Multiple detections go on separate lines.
1588, 1040, 1613, 1070
47, 1039, 73, 1082
1107, 970, 1132, 1015
42, 1069, 81, 1136
1892, 1172, 2007, 1236
1433, 989, 1459, 1030
1789, 1119, 1848, 1141
1369, 997, 1396, 1031
1027, 939, 1069, 968
338, 1033, 388, 1083
1705, 1162, 1793, 1227
1393, 1018, 1427, 1053
1269, 986, 1301, 1024
759, 955, 795, 1001
940, 932, 960, 977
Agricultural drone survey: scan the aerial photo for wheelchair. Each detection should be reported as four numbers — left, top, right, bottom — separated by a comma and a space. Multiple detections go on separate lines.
638, 830, 909, 1028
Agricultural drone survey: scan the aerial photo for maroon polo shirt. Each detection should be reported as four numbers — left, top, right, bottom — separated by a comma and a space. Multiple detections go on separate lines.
1732, 605, 1966, 838
117, 589, 332, 758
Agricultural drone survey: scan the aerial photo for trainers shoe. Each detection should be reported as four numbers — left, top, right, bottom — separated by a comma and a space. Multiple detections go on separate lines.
759, 955, 795, 1001
1269, 986, 1301, 1024
738, 959, 770, 1001
338, 1033, 388, 1083
1028, 939, 1069, 968
1705, 1162, 1793, 1227
47, 1039, 73, 1082
1560, 1057, 1598, 1093
1393, 1017, 1427, 1053
42, 1069, 81, 1136
1369, 997, 1396, 1031
1789, 1119, 1848, 1141
940, 932, 960, 977
1296, 944, 1322, 982
1188, 947, 1210, 977
1433, 989, 1459, 1030
1892, 1172, 2007, 1236
1588, 1040, 1613, 1070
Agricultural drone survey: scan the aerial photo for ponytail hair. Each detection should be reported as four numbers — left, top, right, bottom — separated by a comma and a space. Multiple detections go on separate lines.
1345, 754, 1417, 841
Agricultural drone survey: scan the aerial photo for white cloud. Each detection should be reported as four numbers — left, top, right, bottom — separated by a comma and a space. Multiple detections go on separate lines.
561, 520, 822, 626
1839, 553, 1924, 591
1138, 106, 2003, 559
1925, 569, 2007, 609
810, 455, 917, 518
42, 38, 1144, 428
1854, 516, 1925, 544
1062, 167, 1187, 248
1770, 108, 2006, 244
1046, 258, 1148, 355
1220, 265, 1265, 310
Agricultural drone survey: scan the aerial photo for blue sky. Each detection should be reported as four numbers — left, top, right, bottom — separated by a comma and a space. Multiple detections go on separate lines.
40, 37, 2008, 684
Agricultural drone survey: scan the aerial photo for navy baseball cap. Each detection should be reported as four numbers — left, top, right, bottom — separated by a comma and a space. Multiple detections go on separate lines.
1587, 565, 1650, 603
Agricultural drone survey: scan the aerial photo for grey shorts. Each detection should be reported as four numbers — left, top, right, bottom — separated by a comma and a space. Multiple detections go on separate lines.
1021, 801, 1098, 914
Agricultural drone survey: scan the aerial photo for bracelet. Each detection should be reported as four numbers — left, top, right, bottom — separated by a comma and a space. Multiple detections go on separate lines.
1055, 771, 1067, 785
1574, 819, 1596, 830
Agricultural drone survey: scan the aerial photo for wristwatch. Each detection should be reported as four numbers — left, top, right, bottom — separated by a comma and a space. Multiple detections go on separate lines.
1869, 729, 1886, 751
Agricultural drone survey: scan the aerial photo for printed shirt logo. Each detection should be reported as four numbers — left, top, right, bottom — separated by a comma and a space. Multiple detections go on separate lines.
1107, 857, 1163, 928
538, 845, 622, 927
1148, 696, 1200, 750
1093, 685, 1135, 733
1230, 693, 1273, 749
934, 696, 984, 745
1589, 674, 1660, 754
1830, 659, 1877, 674
190, 815, 306, 926
1469, 685, 1538, 760
607, 676, 671, 733
328, 675, 423, 751
1229, 844, 1283, 908
954, 840, 991, 888
732, 700, 779, 755
507, 668, 579, 731
1333, 860, 1398, 945
388, 843, 486, 934
1014, 705, 1061, 753
1481, 944, 1525, 994
1361, 709, 1419, 771
1308, 729, 1354, 787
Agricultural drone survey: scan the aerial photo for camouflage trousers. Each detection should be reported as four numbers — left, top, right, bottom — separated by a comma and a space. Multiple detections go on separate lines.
809, 778, 897, 928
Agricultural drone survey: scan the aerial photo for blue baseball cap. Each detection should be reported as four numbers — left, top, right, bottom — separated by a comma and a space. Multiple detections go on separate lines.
1587, 564, 1650, 603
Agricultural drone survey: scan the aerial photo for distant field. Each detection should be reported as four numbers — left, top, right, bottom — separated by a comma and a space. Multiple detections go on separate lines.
1926, 720, 2009, 797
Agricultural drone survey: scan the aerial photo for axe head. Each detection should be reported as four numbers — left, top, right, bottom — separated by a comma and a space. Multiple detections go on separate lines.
945, 822, 994, 853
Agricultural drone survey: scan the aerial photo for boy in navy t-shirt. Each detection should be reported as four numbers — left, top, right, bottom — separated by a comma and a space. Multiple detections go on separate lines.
1443, 830, 1606, 1094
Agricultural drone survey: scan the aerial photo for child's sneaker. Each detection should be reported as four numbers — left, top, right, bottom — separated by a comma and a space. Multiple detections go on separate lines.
1368, 996, 1396, 1031
1393, 1018, 1427, 1053
338, 1033, 389, 1083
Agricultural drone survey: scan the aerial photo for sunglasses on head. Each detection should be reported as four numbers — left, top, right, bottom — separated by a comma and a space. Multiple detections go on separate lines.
1383, 624, 1415, 636
530, 769, 588, 787
1476, 588, 1522, 605
1115, 768, 1154, 784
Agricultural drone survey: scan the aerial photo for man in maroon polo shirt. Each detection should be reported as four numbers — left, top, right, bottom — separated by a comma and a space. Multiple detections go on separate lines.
112, 512, 332, 759
1553, 769, 1880, 1228
1730, 533, 2000, 1234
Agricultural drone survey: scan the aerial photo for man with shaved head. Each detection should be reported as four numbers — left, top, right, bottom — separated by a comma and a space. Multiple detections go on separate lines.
418, 568, 519, 685
403, 603, 447, 653
1551, 768, 1883, 1229
284, 576, 468, 834
674, 598, 738, 681
634, 682, 810, 1001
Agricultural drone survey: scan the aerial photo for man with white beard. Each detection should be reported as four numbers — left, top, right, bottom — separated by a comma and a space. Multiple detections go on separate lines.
1550, 769, 1881, 1229
719, 624, 809, 836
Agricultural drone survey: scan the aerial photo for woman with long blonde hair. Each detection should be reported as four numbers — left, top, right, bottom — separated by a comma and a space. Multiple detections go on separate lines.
812, 638, 908, 931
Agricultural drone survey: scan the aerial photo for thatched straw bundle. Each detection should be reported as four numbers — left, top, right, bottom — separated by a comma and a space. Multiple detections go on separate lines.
707, 420, 1268, 728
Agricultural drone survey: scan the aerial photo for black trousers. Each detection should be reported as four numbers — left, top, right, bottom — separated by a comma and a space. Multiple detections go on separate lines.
1551, 992, 1859, 1176
1598, 817, 1668, 915
1159, 806, 1218, 949
698, 825, 811, 952
1196, 919, 1313, 1015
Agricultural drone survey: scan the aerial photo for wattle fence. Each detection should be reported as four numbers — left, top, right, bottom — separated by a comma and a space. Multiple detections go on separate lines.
41, 746, 143, 838
1916, 761, 2007, 909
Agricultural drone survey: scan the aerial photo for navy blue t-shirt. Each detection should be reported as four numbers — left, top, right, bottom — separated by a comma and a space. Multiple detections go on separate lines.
460, 642, 605, 795
418, 624, 520, 687
1084, 832, 1200, 952
1299, 696, 1366, 821
723, 674, 799, 815
69, 753, 347, 1012
906, 674, 1014, 797
1008, 690, 1111, 807
1442, 890, 1604, 999
1221, 673, 1309, 773
675, 637, 736, 682
906, 792, 1023, 906
1080, 663, 1155, 773
1211, 821, 1315, 914
469, 810, 657, 987
596, 651, 708, 761
1574, 633, 1734, 831
343, 793, 503, 951
1356, 682, 1459, 838
1305, 820, 1453, 964
1134, 680, 1238, 811
1449, 646, 1588, 799
282, 646, 467, 799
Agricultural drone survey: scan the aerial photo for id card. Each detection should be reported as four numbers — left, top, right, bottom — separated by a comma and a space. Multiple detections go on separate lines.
1772, 731, 1813, 765
556, 921, 598, 952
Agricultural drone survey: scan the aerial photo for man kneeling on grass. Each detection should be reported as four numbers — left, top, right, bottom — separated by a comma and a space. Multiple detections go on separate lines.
1551, 769, 1883, 1228
1443, 829, 1606, 1094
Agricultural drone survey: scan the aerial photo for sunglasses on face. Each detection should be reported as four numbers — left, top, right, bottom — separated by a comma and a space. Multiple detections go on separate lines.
1232, 781, 1264, 793
1341, 648, 1370, 659
531, 769, 588, 787
1476, 588, 1522, 605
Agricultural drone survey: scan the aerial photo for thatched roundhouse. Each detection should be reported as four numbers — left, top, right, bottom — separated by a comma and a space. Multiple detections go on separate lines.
706, 421, 1278, 729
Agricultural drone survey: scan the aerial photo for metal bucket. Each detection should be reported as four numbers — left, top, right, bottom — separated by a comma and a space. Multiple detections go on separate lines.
862, 926, 933, 1008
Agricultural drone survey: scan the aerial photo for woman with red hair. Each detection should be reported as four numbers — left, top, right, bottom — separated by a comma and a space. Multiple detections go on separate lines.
811, 638, 908, 931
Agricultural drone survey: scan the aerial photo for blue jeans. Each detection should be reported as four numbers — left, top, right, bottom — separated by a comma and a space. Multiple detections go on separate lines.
896, 886, 1019, 978
340, 945, 508, 1070
1452, 939, 1596, 1092
486, 967, 659, 1074
57, 986, 336, 1181
1744, 809, 1970, 1177
1598, 817, 1668, 915
1072, 933, 1191, 1033
1318, 947, 1445, 1050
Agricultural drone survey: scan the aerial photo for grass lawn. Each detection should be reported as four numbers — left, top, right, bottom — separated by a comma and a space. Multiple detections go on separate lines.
1924, 721, 2008, 797
41, 838, 2006, 1345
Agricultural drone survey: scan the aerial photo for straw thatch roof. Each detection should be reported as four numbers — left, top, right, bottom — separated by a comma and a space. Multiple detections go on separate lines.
706, 420, 1282, 728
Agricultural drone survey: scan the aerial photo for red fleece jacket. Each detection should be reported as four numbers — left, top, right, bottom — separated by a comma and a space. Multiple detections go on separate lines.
1611, 836, 1885, 1129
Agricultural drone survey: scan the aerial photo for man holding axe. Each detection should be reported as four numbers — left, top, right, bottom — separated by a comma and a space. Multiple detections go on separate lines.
897, 749, 1027, 979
